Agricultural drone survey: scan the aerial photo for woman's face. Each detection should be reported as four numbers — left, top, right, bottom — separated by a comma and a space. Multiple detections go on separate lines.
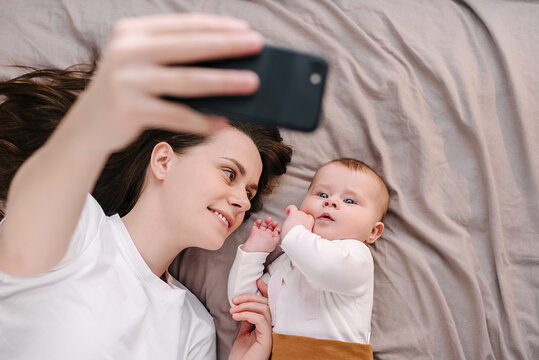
161, 127, 263, 250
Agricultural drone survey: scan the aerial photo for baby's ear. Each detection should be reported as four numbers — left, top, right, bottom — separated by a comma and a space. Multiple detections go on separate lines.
365, 222, 384, 245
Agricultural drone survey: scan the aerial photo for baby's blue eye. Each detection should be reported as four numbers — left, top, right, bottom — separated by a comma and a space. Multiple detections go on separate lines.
344, 199, 355, 204
318, 193, 328, 198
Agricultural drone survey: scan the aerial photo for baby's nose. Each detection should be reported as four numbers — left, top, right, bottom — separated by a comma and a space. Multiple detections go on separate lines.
323, 199, 338, 208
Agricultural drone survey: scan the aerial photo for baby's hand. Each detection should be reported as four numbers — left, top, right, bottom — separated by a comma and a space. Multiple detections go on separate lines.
242, 217, 281, 253
281, 205, 314, 238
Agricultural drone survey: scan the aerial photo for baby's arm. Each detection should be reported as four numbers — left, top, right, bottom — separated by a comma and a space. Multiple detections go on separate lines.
228, 218, 279, 306
281, 216, 373, 296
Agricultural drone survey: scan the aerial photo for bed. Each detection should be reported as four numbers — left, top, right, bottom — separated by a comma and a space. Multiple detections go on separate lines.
1, 0, 537, 359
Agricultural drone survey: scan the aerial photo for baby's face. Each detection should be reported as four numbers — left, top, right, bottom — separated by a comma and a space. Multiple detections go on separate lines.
299, 163, 383, 242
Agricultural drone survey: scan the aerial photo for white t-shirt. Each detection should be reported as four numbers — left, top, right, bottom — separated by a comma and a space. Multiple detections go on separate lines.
228, 225, 373, 344
0, 194, 216, 360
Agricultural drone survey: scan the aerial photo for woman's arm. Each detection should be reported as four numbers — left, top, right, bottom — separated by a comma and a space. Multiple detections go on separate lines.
0, 13, 263, 276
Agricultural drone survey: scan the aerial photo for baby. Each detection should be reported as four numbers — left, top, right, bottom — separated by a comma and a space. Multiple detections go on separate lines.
228, 158, 390, 359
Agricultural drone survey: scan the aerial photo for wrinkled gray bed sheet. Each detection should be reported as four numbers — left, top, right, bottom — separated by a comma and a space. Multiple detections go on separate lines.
1, 1, 537, 359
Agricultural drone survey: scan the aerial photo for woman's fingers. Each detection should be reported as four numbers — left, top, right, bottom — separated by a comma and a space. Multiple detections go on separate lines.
108, 13, 264, 67
230, 301, 270, 322
231, 292, 268, 306
231, 293, 271, 324
108, 13, 263, 66
229, 291, 273, 359
230, 298, 270, 312
230, 297, 272, 334
136, 96, 229, 134
130, 66, 259, 98
82, 13, 265, 146
113, 13, 250, 36
257, 278, 269, 298
232, 311, 272, 337
110, 31, 263, 65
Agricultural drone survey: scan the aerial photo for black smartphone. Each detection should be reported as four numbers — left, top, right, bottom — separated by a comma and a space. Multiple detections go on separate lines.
165, 45, 328, 132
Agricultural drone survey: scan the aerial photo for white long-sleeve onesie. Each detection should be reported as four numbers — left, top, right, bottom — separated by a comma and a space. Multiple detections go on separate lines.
228, 225, 373, 344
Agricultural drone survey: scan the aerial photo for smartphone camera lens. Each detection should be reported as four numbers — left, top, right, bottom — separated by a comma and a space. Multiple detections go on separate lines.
310, 73, 322, 85
309, 60, 325, 85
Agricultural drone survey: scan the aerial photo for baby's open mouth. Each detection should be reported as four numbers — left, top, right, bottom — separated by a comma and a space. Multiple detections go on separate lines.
318, 212, 334, 221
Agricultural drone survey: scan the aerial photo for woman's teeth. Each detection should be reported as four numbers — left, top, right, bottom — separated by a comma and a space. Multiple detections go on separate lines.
213, 211, 229, 227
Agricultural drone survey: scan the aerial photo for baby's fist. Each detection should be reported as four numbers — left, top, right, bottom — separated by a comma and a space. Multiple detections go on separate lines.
281, 205, 314, 238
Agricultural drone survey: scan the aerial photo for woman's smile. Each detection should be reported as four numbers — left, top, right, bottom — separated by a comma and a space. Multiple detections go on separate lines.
209, 207, 233, 229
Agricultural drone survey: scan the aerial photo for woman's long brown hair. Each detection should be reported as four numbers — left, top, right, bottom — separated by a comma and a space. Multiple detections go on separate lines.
0, 65, 292, 220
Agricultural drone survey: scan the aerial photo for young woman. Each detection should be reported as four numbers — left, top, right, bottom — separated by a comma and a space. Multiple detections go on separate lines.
0, 13, 292, 360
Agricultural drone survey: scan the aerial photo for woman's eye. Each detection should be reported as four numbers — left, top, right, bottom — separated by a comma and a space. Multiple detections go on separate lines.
344, 199, 355, 205
246, 191, 255, 201
223, 169, 236, 181
318, 193, 328, 198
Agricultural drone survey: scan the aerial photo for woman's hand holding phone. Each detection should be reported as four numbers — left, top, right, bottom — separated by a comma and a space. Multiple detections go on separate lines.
77, 13, 264, 153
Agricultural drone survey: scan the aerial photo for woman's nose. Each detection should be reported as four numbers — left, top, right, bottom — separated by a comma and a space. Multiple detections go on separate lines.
229, 187, 251, 210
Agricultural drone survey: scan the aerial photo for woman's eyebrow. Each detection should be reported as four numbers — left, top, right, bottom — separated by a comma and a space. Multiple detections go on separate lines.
221, 157, 258, 192
221, 157, 246, 176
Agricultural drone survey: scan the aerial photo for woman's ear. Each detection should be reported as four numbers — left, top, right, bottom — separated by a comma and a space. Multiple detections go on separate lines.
149, 142, 175, 181
365, 222, 384, 245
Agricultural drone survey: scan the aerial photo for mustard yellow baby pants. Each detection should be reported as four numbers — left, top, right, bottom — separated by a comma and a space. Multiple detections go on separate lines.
271, 333, 373, 360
